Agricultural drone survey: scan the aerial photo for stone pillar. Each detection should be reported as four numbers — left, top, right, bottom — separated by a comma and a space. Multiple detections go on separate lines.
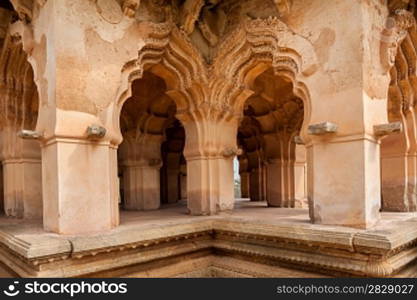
0, 130, 42, 219
294, 144, 307, 208
180, 164, 187, 200
282, 159, 291, 206
41, 136, 119, 234
119, 133, 162, 210
266, 159, 284, 206
166, 169, 179, 203
164, 152, 182, 204
239, 171, 250, 199
261, 163, 268, 201
404, 110, 417, 211
122, 163, 161, 210
249, 168, 263, 201
307, 136, 382, 228
381, 132, 410, 211
300, 0, 405, 228
381, 105, 417, 211
265, 133, 295, 208
2, 158, 42, 218
0, 165, 3, 214
180, 115, 238, 215
0, 42, 42, 219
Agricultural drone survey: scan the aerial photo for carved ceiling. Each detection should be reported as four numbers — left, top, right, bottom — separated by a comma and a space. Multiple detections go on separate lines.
133, 0, 288, 62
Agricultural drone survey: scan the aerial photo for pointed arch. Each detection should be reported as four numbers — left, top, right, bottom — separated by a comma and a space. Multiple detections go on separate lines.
110, 22, 208, 145
210, 17, 318, 134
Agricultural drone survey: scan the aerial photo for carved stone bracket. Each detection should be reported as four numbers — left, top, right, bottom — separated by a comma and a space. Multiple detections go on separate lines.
17, 129, 42, 140
374, 121, 402, 137
307, 122, 338, 135
87, 124, 107, 140
222, 147, 243, 158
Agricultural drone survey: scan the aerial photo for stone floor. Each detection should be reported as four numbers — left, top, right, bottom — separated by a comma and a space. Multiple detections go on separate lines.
0, 199, 417, 277
1, 199, 416, 237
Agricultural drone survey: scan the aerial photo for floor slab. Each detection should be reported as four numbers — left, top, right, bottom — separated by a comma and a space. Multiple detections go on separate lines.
0, 200, 417, 277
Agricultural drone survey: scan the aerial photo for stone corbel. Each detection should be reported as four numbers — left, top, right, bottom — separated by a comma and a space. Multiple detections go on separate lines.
87, 125, 107, 140
374, 121, 402, 137
222, 147, 243, 158
17, 129, 43, 140
380, 9, 415, 72
307, 122, 338, 136
122, 0, 140, 18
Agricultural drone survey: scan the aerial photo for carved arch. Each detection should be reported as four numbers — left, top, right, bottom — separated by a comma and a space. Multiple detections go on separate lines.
110, 22, 207, 145
210, 17, 318, 132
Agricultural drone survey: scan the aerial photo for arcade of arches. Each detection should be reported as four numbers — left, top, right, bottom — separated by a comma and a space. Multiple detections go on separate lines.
1, 0, 417, 278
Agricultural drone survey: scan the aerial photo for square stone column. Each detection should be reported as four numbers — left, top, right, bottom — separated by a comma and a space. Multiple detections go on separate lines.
187, 156, 235, 214
0, 165, 3, 214
2, 158, 42, 219
307, 137, 381, 228
181, 115, 238, 215
381, 112, 417, 212
249, 168, 263, 202
180, 164, 187, 200
239, 171, 250, 198
381, 131, 415, 211
122, 163, 161, 210
166, 168, 180, 204
119, 133, 163, 210
294, 145, 308, 208
42, 138, 119, 234
266, 160, 284, 206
